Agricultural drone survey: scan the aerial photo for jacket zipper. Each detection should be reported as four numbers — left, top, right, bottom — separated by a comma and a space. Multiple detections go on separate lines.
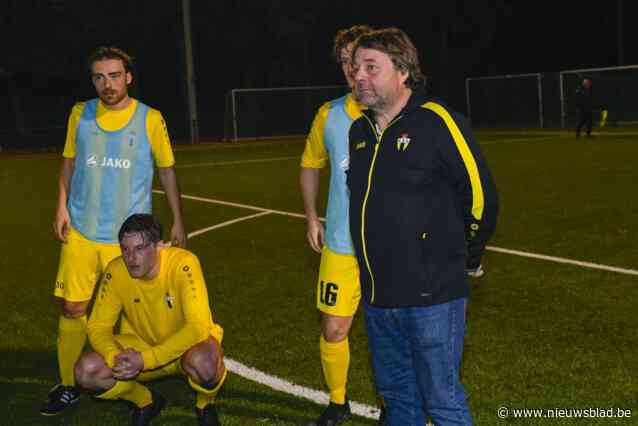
359, 114, 402, 303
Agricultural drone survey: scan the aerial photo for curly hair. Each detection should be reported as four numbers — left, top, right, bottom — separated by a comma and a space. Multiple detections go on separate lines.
333, 25, 374, 63
353, 28, 425, 90
87, 46, 134, 74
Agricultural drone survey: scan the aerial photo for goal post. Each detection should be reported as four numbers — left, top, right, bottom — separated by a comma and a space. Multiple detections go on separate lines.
224, 85, 348, 142
465, 73, 543, 129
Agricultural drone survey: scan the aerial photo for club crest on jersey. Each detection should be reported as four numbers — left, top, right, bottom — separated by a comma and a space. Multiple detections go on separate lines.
339, 157, 349, 171
165, 292, 174, 309
396, 133, 411, 151
126, 131, 137, 147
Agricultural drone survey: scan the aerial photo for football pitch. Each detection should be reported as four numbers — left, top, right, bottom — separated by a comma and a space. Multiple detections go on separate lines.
1, 129, 637, 425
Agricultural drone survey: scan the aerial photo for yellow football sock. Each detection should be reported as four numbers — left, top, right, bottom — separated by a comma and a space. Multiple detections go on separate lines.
189, 369, 227, 409
96, 380, 152, 408
320, 335, 349, 404
57, 315, 87, 387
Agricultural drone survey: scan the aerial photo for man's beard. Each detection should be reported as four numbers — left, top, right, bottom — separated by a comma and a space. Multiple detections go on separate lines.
358, 91, 385, 111
100, 89, 126, 106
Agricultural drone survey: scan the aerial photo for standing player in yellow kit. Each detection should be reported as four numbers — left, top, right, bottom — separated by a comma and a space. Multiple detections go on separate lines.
41, 47, 186, 416
301, 25, 387, 425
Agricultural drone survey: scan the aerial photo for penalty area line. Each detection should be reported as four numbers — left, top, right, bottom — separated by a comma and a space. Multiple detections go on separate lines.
153, 190, 313, 220
187, 211, 272, 239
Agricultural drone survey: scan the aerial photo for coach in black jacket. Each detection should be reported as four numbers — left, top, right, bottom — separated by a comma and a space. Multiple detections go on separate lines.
347, 28, 498, 426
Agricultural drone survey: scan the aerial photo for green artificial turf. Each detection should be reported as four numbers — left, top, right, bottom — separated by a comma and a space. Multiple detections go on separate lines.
1, 130, 637, 424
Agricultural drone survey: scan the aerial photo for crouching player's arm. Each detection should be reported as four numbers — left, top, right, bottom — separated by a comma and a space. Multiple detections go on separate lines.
85, 271, 125, 372
74, 271, 132, 391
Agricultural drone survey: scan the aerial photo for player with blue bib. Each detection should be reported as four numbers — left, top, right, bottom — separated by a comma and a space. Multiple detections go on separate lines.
301, 25, 388, 426
41, 47, 186, 418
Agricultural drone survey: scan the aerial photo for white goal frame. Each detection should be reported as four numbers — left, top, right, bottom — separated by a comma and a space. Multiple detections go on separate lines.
227, 85, 347, 142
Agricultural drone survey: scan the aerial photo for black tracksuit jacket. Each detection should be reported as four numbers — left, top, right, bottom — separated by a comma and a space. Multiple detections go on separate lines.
347, 88, 499, 308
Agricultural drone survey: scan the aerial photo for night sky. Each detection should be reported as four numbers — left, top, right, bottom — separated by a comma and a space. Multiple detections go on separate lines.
2, 1, 635, 140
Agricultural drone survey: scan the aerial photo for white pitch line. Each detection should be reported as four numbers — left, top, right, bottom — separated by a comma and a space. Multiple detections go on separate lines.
480, 136, 562, 145
177, 156, 299, 169
153, 190, 638, 277
476, 130, 567, 136
187, 211, 272, 239
0, 377, 54, 386
153, 190, 313, 220
225, 358, 380, 420
486, 245, 638, 276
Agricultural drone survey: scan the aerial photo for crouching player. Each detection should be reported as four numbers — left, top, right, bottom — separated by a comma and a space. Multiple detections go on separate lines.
74, 214, 226, 426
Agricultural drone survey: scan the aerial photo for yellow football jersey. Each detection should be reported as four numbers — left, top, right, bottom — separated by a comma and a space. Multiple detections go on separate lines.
88, 247, 222, 370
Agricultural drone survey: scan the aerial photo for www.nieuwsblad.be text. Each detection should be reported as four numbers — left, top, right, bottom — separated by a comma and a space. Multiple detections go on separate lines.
498, 406, 632, 419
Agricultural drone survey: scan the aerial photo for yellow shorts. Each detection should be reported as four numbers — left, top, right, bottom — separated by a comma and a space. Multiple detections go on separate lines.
316, 246, 361, 317
54, 227, 121, 302
114, 322, 224, 382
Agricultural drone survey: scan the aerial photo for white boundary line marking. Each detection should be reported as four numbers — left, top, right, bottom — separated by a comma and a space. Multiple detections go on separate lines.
154, 190, 638, 276
480, 136, 563, 145
476, 131, 566, 135
0, 377, 54, 386
486, 245, 638, 276
154, 191, 309, 220
187, 211, 272, 239
225, 358, 380, 419
476, 130, 638, 136
176, 156, 299, 169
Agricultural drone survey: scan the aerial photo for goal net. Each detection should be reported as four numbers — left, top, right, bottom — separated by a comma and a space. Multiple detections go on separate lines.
224, 85, 348, 142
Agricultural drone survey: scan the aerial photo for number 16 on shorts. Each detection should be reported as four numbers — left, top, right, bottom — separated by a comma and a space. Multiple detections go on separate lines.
319, 281, 339, 306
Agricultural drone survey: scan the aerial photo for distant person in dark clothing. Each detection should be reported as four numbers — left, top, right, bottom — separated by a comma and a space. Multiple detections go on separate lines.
575, 78, 593, 138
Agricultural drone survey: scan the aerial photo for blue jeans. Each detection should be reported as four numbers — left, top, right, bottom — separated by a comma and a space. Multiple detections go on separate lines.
364, 298, 472, 426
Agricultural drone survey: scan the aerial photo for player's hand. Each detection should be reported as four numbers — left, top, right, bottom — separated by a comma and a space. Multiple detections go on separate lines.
53, 206, 71, 243
170, 221, 187, 248
113, 348, 144, 380
306, 218, 325, 253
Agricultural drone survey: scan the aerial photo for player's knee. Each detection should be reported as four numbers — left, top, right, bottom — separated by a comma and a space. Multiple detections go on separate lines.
75, 352, 107, 387
183, 343, 223, 384
184, 358, 221, 385
61, 300, 89, 318
321, 320, 351, 342
182, 346, 208, 370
